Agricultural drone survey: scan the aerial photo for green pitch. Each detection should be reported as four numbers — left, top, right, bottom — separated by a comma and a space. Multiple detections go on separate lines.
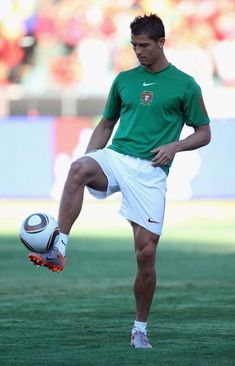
0, 200, 234, 365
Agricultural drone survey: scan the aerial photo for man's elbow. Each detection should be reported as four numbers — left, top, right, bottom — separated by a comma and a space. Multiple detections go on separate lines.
199, 125, 211, 147
203, 131, 211, 146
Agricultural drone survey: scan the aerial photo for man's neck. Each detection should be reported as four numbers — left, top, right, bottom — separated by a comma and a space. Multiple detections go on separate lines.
144, 57, 169, 73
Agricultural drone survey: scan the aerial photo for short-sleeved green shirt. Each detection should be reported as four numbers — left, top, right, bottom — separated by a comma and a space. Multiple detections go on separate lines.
104, 64, 210, 174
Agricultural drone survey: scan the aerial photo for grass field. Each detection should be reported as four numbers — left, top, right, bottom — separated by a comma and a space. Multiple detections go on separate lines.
0, 199, 234, 365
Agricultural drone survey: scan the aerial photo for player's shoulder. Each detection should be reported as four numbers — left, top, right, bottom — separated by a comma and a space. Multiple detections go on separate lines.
112, 67, 142, 89
116, 66, 142, 80
170, 64, 198, 86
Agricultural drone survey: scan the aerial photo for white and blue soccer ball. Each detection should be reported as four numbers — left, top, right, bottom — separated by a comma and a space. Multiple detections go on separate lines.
19, 213, 59, 253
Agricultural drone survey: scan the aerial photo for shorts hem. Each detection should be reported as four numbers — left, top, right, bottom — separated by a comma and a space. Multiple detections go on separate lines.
118, 211, 162, 236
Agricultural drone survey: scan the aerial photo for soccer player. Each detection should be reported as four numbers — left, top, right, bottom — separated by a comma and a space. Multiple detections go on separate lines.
28, 14, 211, 348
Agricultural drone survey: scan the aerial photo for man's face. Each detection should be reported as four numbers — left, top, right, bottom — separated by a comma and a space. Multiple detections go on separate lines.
131, 33, 164, 68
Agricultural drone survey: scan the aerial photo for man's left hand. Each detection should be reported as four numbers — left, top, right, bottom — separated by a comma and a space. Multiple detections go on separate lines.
151, 142, 178, 167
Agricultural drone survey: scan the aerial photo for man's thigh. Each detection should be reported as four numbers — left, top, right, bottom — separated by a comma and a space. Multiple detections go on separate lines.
119, 162, 167, 236
84, 149, 121, 198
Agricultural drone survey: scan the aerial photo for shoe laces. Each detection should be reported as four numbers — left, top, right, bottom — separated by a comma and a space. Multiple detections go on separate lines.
140, 332, 149, 345
134, 330, 149, 345
47, 247, 58, 258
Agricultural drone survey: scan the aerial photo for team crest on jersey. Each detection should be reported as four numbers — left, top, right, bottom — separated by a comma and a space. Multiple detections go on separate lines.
140, 91, 153, 105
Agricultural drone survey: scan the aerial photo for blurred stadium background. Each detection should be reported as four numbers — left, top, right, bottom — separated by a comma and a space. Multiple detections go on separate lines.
0, 0, 235, 224
0, 2, 235, 364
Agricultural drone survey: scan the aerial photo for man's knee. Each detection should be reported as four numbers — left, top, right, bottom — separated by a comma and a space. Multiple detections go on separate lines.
68, 157, 96, 185
136, 245, 156, 268
135, 233, 159, 271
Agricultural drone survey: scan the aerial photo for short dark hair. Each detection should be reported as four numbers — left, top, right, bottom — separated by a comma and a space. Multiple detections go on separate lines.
130, 14, 165, 42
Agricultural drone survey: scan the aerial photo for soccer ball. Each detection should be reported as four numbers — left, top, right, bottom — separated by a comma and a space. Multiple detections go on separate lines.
19, 213, 59, 253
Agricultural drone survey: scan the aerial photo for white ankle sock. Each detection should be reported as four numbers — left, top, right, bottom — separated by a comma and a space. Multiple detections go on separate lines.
132, 320, 147, 334
55, 233, 68, 257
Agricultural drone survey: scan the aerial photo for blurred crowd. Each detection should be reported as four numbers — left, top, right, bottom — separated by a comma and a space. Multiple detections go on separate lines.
0, 0, 235, 96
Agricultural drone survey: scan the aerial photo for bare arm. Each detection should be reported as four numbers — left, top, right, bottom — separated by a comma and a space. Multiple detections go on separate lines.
151, 124, 211, 167
85, 117, 118, 153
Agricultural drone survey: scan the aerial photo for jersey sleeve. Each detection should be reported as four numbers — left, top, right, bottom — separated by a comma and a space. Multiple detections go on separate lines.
103, 75, 122, 120
183, 79, 210, 127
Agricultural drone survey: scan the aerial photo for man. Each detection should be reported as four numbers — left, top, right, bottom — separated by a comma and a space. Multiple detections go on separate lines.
28, 14, 211, 348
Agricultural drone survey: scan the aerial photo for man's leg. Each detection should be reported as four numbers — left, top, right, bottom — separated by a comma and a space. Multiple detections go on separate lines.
58, 156, 108, 234
130, 222, 160, 348
28, 156, 108, 271
132, 223, 160, 321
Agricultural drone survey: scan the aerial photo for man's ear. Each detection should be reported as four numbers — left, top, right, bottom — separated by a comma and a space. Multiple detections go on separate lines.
158, 38, 165, 48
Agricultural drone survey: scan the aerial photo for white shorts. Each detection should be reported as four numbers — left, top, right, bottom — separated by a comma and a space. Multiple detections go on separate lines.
85, 148, 167, 235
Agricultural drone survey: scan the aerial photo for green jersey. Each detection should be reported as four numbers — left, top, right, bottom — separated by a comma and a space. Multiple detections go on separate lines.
103, 63, 210, 174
